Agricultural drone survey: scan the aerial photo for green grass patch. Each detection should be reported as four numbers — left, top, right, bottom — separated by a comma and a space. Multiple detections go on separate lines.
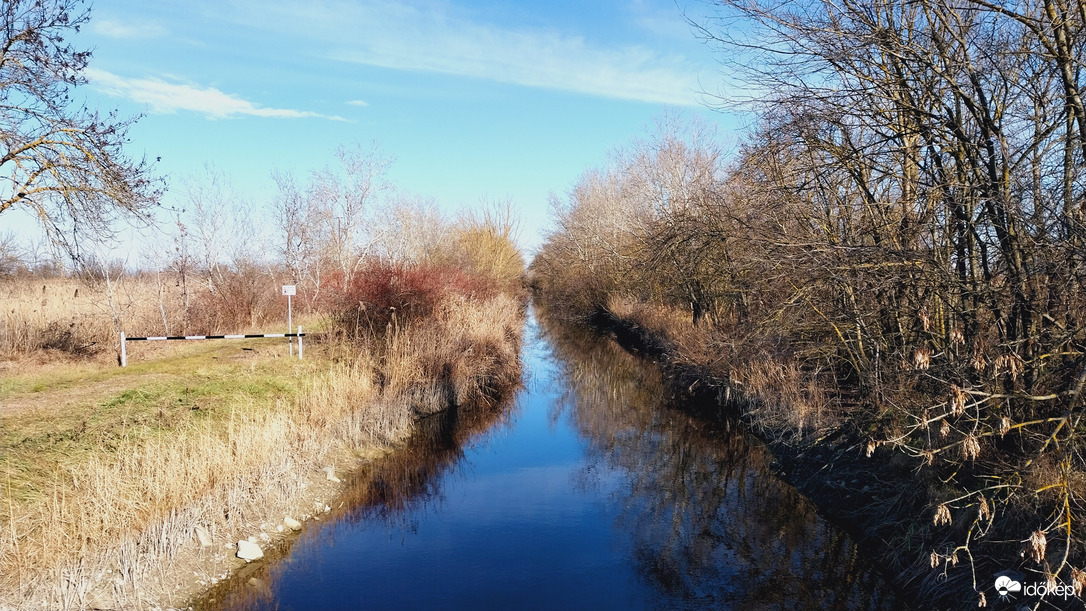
1, 340, 331, 507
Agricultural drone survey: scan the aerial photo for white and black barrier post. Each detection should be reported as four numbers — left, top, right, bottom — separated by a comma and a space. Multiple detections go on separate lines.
283, 284, 296, 357
119, 331, 306, 367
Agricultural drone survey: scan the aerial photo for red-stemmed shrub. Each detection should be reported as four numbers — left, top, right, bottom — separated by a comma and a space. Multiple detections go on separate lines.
331, 260, 496, 339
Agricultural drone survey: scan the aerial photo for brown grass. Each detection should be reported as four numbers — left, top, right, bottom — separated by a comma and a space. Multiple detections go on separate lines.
605, 294, 830, 435
1, 277, 128, 357
0, 290, 524, 610
1, 274, 290, 359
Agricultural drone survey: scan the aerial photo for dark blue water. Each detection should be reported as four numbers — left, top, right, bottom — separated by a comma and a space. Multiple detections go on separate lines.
204, 313, 902, 610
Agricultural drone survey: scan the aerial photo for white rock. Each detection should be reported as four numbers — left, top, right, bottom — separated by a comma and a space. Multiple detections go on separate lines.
283, 516, 302, 531
236, 540, 263, 562
195, 525, 212, 547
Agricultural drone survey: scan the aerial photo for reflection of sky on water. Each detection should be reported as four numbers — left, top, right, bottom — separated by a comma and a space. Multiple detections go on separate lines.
205, 312, 904, 611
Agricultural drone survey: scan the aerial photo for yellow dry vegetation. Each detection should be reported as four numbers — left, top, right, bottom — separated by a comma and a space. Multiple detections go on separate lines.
1, 288, 524, 610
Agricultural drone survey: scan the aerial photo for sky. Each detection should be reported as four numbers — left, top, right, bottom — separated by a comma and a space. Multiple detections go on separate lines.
9, 0, 742, 259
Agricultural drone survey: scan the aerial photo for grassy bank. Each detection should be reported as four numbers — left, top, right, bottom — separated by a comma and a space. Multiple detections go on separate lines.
2, 196, 527, 609
1, 289, 524, 610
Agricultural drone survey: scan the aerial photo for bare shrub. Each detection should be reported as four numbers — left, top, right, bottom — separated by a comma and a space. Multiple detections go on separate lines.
329, 260, 497, 340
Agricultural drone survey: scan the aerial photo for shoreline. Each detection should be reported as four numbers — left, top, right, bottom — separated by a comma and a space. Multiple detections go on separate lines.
578, 305, 951, 610
191, 376, 522, 610
0, 295, 525, 611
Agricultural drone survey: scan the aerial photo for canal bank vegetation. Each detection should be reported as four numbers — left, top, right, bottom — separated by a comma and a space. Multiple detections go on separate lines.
1, 185, 525, 609
530, 0, 1086, 601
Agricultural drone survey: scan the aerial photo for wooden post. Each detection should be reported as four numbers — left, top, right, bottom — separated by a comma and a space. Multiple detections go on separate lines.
120, 331, 127, 367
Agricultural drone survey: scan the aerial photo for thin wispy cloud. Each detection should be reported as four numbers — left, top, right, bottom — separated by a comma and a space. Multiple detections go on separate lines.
92, 18, 168, 39
86, 69, 348, 121
234, 0, 705, 106
346, 99, 370, 107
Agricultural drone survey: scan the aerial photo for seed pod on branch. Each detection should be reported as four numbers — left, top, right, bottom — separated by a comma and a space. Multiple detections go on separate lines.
1029, 530, 1047, 563
971, 340, 987, 372
914, 346, 932, 370
962, 436, 980, 461
994, 353, 1024, 381
949, 328, 964, 346
934, 504, 952, 526
999, 416, 1011, 437
971, 352, 987, 373
949, 385, 967, 417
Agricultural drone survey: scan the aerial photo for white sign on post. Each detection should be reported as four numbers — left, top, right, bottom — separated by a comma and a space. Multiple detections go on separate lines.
283, 285, 296, 356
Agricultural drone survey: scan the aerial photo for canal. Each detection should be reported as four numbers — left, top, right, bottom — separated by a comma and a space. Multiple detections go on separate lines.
202, 311, 904, 610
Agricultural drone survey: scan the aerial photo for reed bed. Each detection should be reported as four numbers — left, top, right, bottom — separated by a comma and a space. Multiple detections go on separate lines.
1, 273, 289, 360
1, 277, 135, 357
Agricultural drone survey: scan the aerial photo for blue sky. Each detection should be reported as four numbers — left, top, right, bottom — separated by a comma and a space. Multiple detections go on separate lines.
13, 0, 741, 257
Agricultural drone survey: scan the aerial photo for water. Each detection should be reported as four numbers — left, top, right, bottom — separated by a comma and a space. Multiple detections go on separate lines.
203, 312, 904, 610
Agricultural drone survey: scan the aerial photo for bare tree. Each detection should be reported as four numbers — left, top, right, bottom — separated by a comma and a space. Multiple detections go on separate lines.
311, 141, 392, 280
375, 194, 448, 264
689, 0, 1086, 602
182, 164, 259, 292
171, 214, 193, 328
272, 169, 330, 309
0, 229, 27, 275
0, 0, 161, 260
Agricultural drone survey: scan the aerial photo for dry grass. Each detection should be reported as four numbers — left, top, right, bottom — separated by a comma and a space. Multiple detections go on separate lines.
0, 291, 524, 610
1, 274, 289, 359
605, 294, 830, 435
1, 277, 130, 357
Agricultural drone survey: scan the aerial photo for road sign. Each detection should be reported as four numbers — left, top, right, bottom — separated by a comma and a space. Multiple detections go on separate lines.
283, 285, 296, 356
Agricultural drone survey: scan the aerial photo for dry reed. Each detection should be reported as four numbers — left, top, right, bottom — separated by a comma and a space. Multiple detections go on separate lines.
1, 274, 289, 359
605, 295, 829, 435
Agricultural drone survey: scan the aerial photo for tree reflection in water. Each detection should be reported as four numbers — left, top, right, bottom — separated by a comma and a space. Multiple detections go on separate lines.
199, 314, 904, 611
538, 314, 904, 610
